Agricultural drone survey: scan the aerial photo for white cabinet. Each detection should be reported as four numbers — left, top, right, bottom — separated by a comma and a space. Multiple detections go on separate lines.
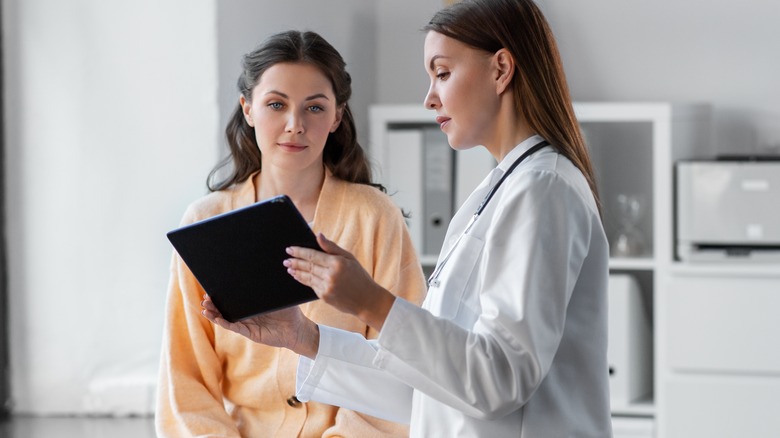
369, 102, 716, 434
662, 371, 780, 438
664, 275, 780, 373
657, 269, 780, 438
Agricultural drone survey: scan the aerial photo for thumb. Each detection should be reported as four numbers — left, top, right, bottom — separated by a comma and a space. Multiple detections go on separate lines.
317, 233, 352, 258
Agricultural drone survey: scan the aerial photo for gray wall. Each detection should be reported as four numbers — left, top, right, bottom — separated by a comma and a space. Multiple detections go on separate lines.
375, 0, 441, 106
537, 0, 780, 156
217, 0, 377, 150
373, 0, 780, 156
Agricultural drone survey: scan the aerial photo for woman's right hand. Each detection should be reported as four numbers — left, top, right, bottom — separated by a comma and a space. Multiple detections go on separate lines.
201, 295, 320, 359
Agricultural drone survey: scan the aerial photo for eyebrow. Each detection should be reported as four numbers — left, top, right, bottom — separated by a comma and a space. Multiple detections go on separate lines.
265, 90, 330, 101
428, 55, 449, 72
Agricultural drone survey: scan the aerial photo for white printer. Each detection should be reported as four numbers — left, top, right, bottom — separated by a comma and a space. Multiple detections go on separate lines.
675, 157, 780, 262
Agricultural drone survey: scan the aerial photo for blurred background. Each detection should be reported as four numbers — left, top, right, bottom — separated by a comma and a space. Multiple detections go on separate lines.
1, 0, 778, 436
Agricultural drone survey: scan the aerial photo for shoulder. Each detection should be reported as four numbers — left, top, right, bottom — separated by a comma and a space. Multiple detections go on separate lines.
326, 176, 402, 219
180, 191, 232, 226
179, 181, 250, 225
511, 149, 599, 216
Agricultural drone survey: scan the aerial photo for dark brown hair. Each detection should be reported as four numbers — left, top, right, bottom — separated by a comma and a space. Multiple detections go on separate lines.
208, 30, 381, 192
424, 0, 601, 212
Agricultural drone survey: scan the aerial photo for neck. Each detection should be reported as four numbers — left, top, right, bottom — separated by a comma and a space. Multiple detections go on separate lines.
483, 94, 536, 162
256, 164, 325, 222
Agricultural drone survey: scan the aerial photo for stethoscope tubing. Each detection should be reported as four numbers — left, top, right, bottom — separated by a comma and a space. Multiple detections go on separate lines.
427, 140, 550, 288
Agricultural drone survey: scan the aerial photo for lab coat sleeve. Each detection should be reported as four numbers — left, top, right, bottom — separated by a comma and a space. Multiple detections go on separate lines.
374, 169, 595, 420
296, 325, 414, 424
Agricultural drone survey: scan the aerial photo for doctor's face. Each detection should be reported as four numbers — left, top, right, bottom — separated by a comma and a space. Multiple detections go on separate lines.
240, 62, 343, 174
423, 31, 499, 150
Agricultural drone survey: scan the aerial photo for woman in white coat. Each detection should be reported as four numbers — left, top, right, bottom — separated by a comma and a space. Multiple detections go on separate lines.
203, 0, 612, 436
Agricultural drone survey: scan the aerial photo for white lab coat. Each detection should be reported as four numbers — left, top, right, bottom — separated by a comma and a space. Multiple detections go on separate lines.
296, 135, 613, 437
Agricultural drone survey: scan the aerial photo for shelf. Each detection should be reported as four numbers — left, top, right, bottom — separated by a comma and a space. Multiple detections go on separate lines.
426, 256, 658, 272
419, 255, 439, 266
670, 262, 780, 278
611, 416, 655, 438
611, 395, 655, 417
609, 257, 655, 271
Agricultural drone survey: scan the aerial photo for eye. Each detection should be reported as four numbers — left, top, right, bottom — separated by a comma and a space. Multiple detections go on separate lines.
436, 71, 450, 80
268, 102, 284, 110
308, 105, 325, 113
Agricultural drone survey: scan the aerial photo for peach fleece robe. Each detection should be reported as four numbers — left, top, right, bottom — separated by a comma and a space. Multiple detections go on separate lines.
156, 171, 427, 437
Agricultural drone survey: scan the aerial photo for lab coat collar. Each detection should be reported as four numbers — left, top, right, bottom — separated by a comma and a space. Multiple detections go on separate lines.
495, 134, 547, 173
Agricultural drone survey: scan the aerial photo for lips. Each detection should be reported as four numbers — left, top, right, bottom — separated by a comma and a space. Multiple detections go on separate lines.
278, 142, 307, 152
435, 115, 451, 129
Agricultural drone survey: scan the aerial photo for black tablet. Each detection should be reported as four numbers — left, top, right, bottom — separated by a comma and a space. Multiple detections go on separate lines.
167, 194, 321, 322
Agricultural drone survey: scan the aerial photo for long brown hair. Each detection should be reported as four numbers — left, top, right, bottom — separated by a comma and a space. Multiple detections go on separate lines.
424, 0, 601, 213
208, 30, 381, 192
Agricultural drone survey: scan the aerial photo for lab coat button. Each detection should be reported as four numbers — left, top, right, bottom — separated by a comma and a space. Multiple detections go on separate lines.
286, 395, 302, 407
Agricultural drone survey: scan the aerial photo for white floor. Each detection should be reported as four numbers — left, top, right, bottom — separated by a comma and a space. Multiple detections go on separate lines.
0, 415, 155, 438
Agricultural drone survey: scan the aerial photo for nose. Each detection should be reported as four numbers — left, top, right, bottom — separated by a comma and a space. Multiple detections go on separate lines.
423, 84, 439, 110
285, 110, 305, 134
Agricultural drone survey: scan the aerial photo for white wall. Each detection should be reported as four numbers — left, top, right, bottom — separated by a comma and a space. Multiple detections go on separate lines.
2, 0, 218, 414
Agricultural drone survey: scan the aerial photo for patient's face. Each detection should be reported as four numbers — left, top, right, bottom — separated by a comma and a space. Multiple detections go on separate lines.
241, 62, 343, 174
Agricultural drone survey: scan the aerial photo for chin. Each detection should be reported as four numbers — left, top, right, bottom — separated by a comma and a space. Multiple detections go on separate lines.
447, 137, 480, 152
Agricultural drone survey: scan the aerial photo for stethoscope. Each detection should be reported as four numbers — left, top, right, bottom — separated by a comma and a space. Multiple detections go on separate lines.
427, 140, 550, 288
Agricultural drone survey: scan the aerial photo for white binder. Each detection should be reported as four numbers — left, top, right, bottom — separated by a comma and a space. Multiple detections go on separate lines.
385, 129, 424, 251
422, 127, 453, 256
607, 274, 652, 409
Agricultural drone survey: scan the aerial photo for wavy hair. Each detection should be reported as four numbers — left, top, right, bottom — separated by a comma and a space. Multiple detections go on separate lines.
424, 0, 601, 213
208, 30, 381, 192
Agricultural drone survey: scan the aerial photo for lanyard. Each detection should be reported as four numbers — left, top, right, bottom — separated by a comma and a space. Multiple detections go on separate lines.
427, 140, 549, 288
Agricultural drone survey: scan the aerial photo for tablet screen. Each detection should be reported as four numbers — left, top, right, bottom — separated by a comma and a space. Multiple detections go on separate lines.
167, 195, 320, 322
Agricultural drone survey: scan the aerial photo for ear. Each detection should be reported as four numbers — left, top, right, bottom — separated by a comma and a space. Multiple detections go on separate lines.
330, 105, 344, 133
492, 48, 515, 95
239, 95, 254, 127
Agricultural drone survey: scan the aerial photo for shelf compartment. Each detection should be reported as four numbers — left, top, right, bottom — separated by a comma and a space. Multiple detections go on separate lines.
581, 120, 655, 260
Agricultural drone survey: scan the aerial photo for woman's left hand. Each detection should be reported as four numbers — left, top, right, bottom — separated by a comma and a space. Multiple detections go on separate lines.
284, 233, 396, 331
201, 294, 320, 359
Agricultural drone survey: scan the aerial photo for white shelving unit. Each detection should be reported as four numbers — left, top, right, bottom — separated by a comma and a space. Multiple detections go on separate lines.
369, 102, 713, 436
566, 103, 712, 429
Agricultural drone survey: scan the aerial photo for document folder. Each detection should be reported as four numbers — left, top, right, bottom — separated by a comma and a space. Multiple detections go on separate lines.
423, 127, 454, 255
